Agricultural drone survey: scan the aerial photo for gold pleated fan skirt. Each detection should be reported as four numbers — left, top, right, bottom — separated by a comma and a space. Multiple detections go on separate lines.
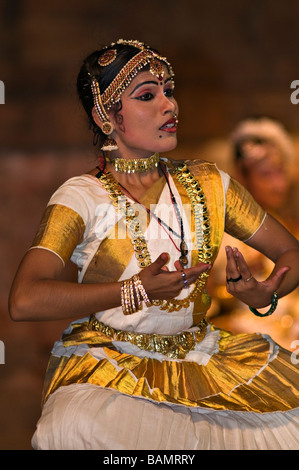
42, 319, 299, 413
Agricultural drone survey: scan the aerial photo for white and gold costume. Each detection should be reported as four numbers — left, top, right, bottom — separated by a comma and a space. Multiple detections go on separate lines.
31, 159, 299, 450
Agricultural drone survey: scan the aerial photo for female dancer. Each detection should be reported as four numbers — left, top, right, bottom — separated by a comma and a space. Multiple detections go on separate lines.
9, 39, 299, 450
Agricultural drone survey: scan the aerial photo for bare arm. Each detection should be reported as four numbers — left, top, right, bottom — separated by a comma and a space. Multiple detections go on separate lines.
9, 248, 211, 322
225, 214, 299, 308
8, 249, 122, 321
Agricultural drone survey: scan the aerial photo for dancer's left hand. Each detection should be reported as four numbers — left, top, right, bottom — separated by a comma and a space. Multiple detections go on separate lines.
225, 245, 289, 308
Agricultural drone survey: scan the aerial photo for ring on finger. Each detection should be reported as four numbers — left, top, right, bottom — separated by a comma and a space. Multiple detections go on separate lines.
244, 275, 253, 282
181, 271, 188, 289
226, 275, 242, 283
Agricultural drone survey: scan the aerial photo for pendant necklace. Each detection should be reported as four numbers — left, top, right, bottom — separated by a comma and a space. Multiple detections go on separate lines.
98, 162, 189, 266
159, 163, 189, 266
95, 160, 213, 312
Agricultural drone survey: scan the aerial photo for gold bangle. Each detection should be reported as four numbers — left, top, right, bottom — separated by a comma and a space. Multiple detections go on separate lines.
129, 278, 137, 313
134, 277, 142, 310
121, 278, 139, 315
120, 280, 125, 313
123, 280, 129, 314
133, 274, 152, 307
121, 275, 151, 314
121, 279, 132, 315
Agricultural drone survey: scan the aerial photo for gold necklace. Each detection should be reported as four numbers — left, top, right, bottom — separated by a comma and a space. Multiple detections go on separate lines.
96, 162, 213, 312
106, 153, 160, 173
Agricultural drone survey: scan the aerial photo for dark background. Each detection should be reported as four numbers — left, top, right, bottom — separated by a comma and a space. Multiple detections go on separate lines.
0, 0, 298, 449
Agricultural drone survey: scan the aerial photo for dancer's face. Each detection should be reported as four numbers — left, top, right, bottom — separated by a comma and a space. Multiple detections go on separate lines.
110, 66, 179, 158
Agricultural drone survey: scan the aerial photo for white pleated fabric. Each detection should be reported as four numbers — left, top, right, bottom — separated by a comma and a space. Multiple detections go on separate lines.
32, 383, 299, 450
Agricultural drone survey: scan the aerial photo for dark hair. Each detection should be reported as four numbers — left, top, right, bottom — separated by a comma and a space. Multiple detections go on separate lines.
76, 42, 166, 149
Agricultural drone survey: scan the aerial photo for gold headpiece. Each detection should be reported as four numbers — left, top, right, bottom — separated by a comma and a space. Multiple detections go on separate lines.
101, 40, 174, 109
92, 39, 174, 112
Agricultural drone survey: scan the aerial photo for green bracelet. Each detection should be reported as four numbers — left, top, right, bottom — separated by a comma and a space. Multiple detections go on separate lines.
249, 291, 278, 317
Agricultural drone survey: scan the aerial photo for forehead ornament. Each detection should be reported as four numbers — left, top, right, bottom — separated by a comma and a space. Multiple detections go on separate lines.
149, 58, 165, 81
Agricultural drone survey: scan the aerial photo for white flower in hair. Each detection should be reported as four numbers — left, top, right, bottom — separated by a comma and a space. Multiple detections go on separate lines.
231, 117, 294, 161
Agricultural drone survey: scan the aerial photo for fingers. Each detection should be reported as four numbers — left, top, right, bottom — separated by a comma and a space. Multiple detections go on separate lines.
225, 246, 242, 279
174, 259, 211, 273
225, 246, 252, 284
180, 271, 188, 289
225, 246, 290, 308
225, 246, 257, 295
226, 246, 289, 289
149, 253, 169, 274
174, 260, 183, 272
142, 254, 211, 298
174, 260, 211, 290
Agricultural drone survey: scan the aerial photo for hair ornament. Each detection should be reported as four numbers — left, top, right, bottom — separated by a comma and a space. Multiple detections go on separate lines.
231, 117, 294, 161
98, 49, 117, 67
90, 77, 114, 135
115, 39, 145, 50
100, 39, 175, 110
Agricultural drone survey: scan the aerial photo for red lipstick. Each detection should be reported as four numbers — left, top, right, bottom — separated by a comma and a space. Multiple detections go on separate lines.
159, 117, 178, 133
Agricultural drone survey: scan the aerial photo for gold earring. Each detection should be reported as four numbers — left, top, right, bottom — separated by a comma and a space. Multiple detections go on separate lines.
101, 121, 114, 135
101, 137, 118, 151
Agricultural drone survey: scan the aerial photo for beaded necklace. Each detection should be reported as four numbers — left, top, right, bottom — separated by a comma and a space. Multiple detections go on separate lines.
106, 153, 160, 173
96, 161, 213, 312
